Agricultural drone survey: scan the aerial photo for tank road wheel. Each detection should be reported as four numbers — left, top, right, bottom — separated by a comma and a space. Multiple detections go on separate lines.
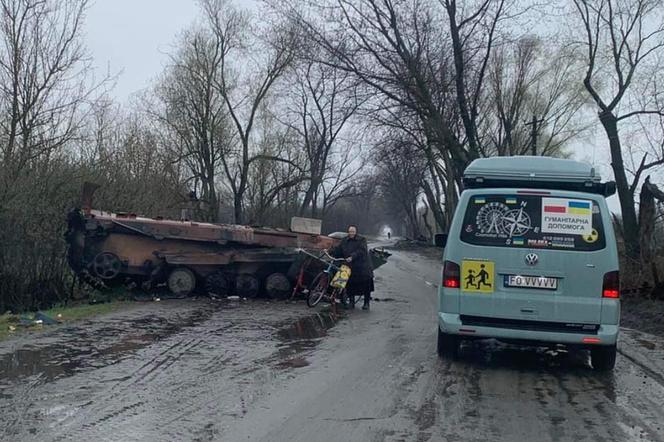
205, 271, 230, 297
167, 267, 197, 298
92, 252, 122, 280
235, 274, 260, 299
264, 273, 291, 300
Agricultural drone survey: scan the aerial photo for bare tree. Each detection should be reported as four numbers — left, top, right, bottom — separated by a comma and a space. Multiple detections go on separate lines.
282, 60, 360, 218
485, 36, 588, 157
152, 26, 229, 221
244, 109, 307, 224
84, 105, 184, 216
443, 0, 507, 156
376, 139, 428, 239
572, 0, 664, 261
276, 0, 473, 194
202, 0, 298, 223
370, 108, 455, 231
0, 0, 111, 311
319, 139, 368, 217
638, 176, 664, 292
0, 0, 105, 207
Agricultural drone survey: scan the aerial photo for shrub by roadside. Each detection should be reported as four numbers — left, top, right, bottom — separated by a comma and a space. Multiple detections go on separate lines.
620, 294, 664, 338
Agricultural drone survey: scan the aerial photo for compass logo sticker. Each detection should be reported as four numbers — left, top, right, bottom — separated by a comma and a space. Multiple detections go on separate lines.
475, 200, 532, 237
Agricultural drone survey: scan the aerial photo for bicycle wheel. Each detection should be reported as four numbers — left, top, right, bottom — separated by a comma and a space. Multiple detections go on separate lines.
307, 272, 329, 307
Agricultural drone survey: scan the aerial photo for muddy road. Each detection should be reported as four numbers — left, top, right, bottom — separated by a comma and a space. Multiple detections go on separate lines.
2, 248, 664, 441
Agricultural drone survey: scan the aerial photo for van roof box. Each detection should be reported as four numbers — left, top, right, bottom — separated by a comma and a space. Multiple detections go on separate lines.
463, 156, 616, 197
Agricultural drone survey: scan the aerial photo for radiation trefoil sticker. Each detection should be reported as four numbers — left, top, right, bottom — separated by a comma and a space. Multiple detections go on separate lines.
541, 198, 592, 236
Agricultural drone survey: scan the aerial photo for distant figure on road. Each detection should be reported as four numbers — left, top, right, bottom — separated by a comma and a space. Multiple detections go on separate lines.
330, 225, 374, 310
387, 231, 391, 240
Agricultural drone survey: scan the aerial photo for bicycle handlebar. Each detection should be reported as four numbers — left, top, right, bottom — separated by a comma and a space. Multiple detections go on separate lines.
321, 251, 346, 262
297, 248, 346, 263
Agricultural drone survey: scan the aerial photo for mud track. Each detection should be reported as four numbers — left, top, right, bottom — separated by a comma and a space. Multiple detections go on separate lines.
1, 247, 663, 441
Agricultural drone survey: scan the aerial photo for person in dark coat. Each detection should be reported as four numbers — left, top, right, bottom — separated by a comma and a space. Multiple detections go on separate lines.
330, 225, 374, 310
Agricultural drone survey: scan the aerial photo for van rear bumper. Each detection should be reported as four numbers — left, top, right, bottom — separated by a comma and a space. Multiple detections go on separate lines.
438, 312, 618, 346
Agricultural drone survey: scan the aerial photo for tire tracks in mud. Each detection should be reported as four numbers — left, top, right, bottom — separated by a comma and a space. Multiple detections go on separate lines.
4, 248, 664, 441
47, 301, 337, 441
52, 329, 214, 440
618, 347, 664, 386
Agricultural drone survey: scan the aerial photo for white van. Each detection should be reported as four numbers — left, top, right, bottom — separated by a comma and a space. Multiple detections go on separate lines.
436, 157, 620, 371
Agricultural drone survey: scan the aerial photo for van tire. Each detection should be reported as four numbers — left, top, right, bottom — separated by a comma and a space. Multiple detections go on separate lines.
591, 345, 617, 371
437, 327, 459, 359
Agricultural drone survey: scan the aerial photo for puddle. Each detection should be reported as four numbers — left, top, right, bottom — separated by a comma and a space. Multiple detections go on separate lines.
276, 310, 341, 342
277, 356, 310, 369
0, 310, 212, 384
273, 310, 342, 366
636, 339, 657, 350
372, 297, 409, 303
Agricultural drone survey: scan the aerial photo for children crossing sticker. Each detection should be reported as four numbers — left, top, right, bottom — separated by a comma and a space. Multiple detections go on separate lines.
461, 259, 494, 293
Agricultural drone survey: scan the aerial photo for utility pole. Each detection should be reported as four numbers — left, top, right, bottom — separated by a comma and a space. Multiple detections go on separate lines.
524, 115, 544, 156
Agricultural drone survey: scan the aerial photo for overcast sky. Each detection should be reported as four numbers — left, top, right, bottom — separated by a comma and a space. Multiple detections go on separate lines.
85, 0, 256, 102
83, 0, 621, 211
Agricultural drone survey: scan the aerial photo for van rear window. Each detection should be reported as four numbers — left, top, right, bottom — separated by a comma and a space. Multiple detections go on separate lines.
459, 194, 605, 251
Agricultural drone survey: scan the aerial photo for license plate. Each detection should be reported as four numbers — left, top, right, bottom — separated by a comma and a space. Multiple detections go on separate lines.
504, 275, 558, 290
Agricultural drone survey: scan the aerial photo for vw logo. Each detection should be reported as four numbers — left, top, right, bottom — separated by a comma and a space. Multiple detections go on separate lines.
525, 253, 539, 266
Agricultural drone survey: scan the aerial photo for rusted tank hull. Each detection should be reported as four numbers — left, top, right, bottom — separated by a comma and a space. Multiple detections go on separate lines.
66, 209, 338, 298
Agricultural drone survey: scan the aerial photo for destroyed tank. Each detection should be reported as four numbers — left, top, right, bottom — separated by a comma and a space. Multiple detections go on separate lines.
65, 186, 339, 299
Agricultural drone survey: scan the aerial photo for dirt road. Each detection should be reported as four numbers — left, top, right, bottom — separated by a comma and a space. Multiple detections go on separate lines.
1, 248, 664, 441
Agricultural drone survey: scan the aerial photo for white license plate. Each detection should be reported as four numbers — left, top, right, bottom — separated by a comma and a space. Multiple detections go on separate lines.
504, 275, 558, 290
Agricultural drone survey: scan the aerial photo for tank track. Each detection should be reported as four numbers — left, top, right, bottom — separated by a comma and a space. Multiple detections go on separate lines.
78, 268, 109, 291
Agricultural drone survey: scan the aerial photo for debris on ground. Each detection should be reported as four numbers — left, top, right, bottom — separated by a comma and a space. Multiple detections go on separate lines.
370, 248, 392, 270
388, 239, 442, 260
13, 312, 61, 328
34, 312, 59, 325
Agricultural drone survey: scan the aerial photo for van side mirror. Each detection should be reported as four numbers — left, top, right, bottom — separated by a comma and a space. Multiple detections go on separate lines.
434, 233, 448, 248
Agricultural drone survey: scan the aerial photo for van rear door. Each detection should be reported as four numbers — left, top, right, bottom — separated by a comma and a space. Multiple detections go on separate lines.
455, 191, 613, 325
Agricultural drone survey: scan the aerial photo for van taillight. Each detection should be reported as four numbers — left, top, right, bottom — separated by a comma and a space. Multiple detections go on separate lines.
602, 271, 620, 298
443, 261, 460, 288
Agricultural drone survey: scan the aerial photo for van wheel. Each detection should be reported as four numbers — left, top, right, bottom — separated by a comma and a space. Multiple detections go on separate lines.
437, 327, 459, 359
591, 345, 617, 371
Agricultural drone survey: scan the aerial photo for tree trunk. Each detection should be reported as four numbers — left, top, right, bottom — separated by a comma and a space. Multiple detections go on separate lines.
234, 193, 243, 224
639, 179, 658, 289
421, 180, 447, 232
599, 111, 640, 262
407, 203, 421, 239
422, 204, 434, 239
300, 176, 320, 217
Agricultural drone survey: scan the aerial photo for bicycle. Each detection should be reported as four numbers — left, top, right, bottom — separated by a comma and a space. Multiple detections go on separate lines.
298, 250, 350, 308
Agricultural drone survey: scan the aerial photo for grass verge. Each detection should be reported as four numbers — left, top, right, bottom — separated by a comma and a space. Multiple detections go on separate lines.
0, 300, 128, 342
